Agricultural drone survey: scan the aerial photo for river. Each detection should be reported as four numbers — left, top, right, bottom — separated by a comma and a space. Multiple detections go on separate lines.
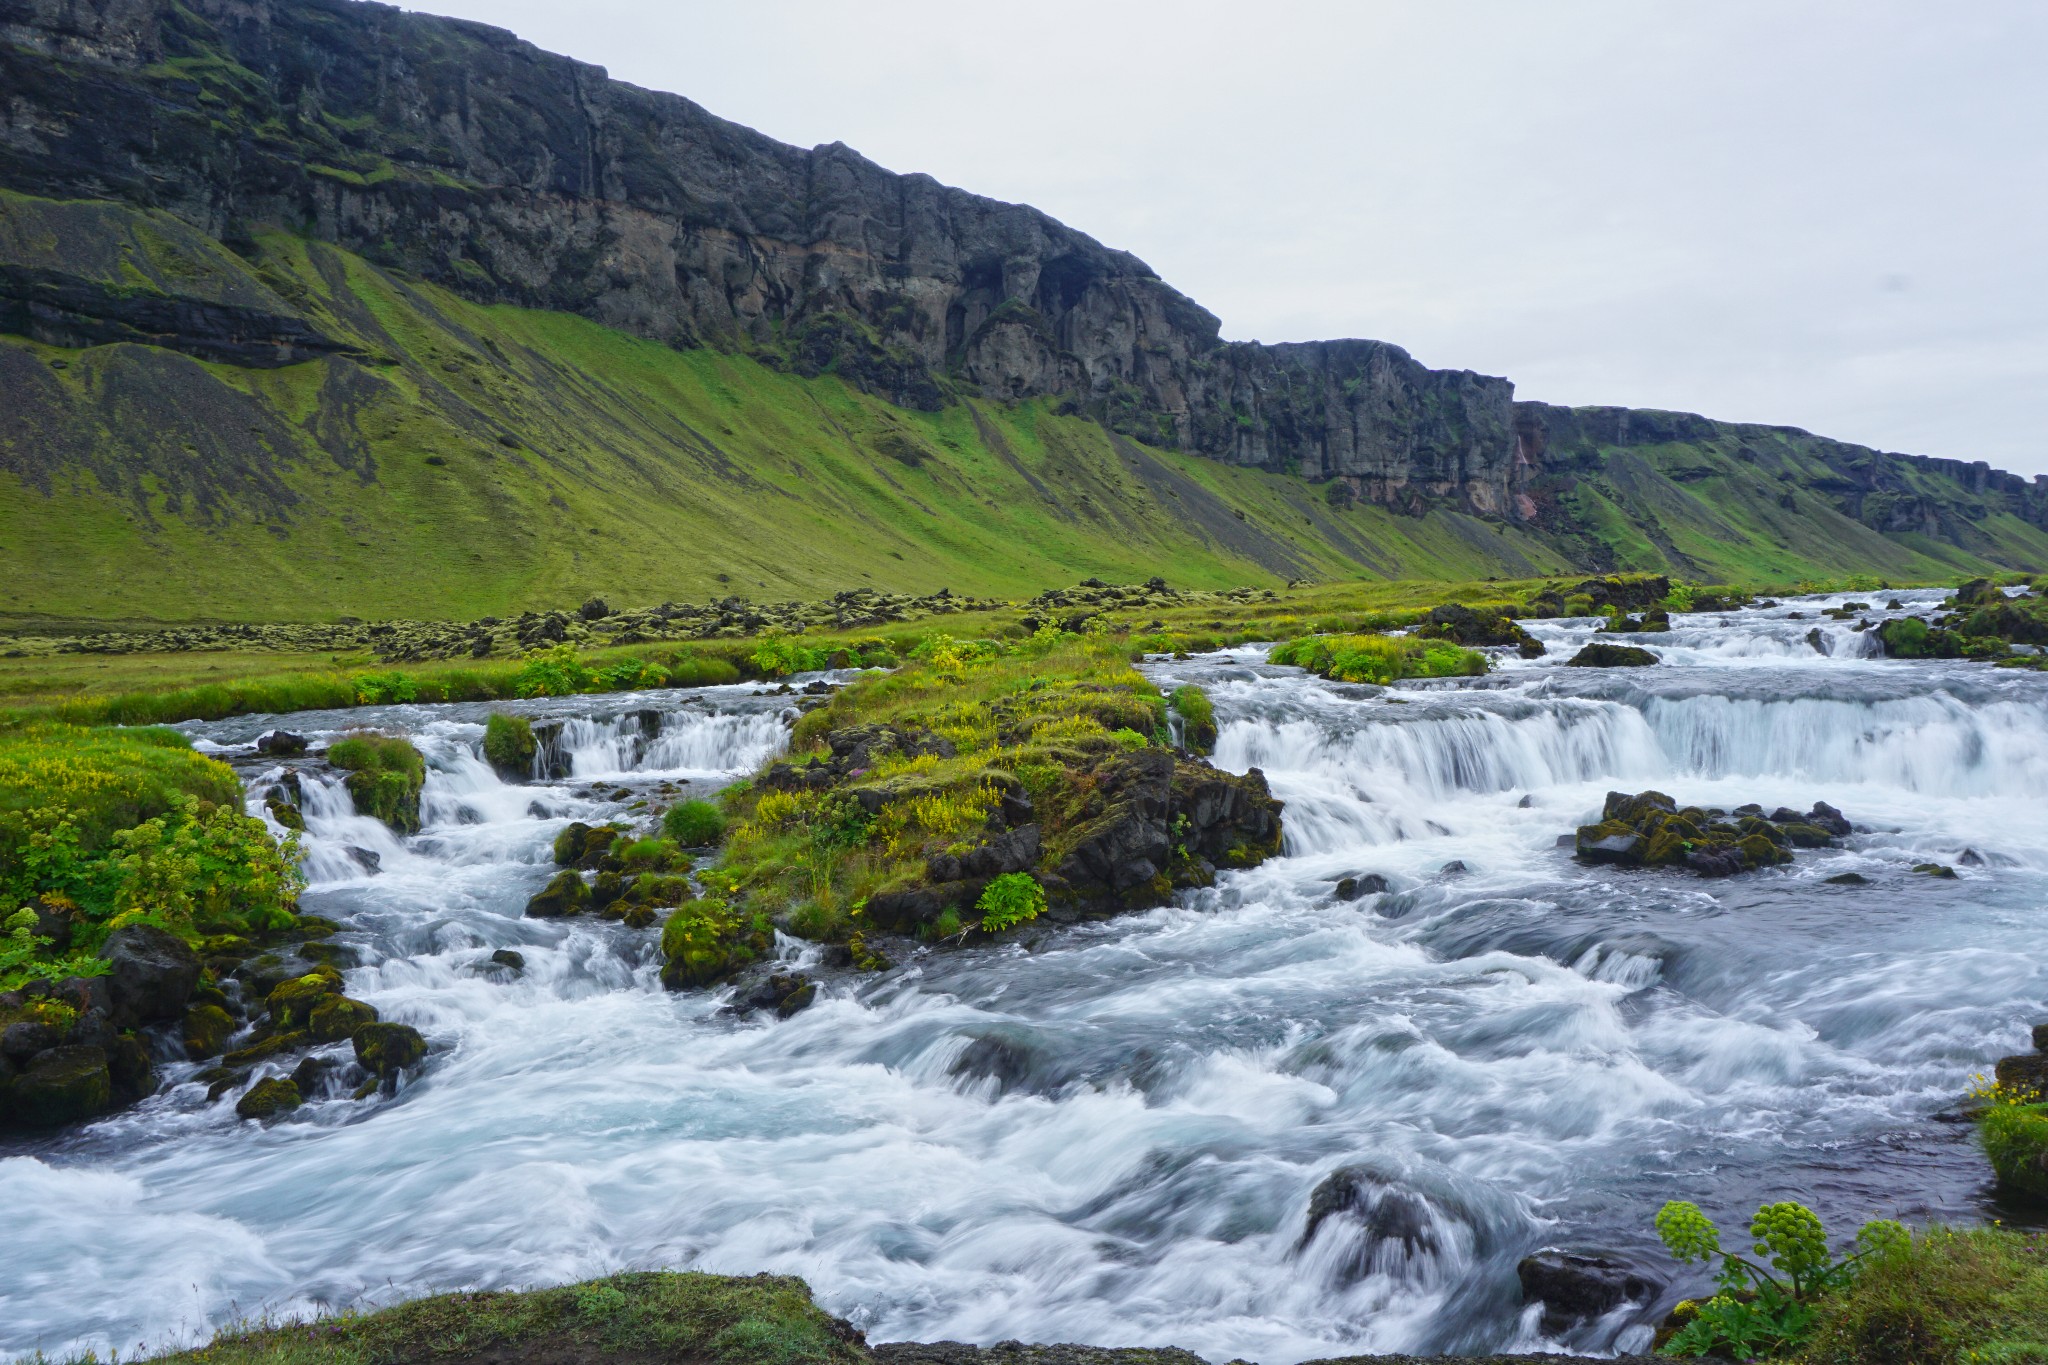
4, 591, 2044, 1359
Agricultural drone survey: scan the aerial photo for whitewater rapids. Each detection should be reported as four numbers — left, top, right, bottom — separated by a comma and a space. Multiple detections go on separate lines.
3, 593, 2044, 1359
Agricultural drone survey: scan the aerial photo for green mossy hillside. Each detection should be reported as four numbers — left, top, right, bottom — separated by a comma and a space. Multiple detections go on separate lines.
4, 187, 2042, 628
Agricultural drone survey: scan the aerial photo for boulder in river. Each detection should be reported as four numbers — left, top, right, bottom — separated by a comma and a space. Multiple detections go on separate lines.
1518, 1248, 1664, 1335
353, 1022, 427, 1078
1573, 790, 1840, 877
1566, 641, 1660, 668
525, 869, 591, 917
6, 1044, 113, 1127
235, 1076, 302, 1121
99, 924, 201, 1028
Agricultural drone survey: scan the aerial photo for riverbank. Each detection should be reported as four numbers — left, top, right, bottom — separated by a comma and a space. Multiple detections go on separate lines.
101, 1233, 2048, 1365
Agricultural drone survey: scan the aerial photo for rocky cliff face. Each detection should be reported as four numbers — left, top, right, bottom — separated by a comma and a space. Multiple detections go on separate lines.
0, 0, 1525, 516
0, 0, 2042, 542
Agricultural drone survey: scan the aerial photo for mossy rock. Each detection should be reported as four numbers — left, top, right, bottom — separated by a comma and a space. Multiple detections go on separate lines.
1566, 641, 1660, 668
352, 1021, 427, 1077
265, 966, 344, 1028
328, 734, 427, 834
223, 1030, 310, 1067
482, 713, 538, 781
1738, 833, 1790, 868
264, 792, 305, 831
182, 1002, 236, 1059
1914, 862, 1959, 879
235, 1076, 302, 1121
658, 898, 770, 990
5, 1044, 113, 1127
307, 994, 379, 1043
525, 869, 590, 917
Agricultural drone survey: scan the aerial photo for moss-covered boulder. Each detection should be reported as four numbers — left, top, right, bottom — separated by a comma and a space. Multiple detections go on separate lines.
524, 869, 590, 917
182, 1002, 236, 1059
1566, 641, 1660, 668
353, 1021, 427, 1077
6, 1044, 114, 1127
307, 994, 379, 1043
482, 713, 537, 781
234, 1075, 301, 1120
658, 898, 771, 991
552, 820, 628, 868
1574, 790, 1828, 877
265, 966, 344, 1029
327, 734, 427, 834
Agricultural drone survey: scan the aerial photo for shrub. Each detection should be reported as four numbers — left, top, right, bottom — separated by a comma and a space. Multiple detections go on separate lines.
482, 713, 535, 777
663, 799, 727, 846
1109, 727, 1150, 750
749, 634, 829, 678
598, 658, 670, 690
976, 873, 1045, 933
516, 645, 597, 697
352, 671, 419, 705
1654, 1198, 1909, 1358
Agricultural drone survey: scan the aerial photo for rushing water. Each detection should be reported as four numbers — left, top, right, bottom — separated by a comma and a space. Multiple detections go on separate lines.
5, 594, 2046, 1360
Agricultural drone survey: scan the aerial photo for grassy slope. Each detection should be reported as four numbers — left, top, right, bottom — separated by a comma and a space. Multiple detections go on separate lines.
2, 189, 2040, 627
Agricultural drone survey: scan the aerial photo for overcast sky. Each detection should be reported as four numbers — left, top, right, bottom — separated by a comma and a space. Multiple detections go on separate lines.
411, 1, 2048, 477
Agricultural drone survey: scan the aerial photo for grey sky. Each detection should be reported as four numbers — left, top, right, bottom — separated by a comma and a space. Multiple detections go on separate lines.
410, 1, 2048, 477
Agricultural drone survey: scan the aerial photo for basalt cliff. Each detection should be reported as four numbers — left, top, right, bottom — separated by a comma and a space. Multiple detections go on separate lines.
2, 0, 2045, 622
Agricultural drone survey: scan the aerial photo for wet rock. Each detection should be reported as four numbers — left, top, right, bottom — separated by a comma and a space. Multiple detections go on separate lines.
265, 967, 344, 1029
1913, 862, 1959, 879
345, 846, 382, 874
257, 730, 309, 756
739, 972, 818, 1019
182, 1003, 236, 1059
235, 1076, 302, 1120
1807, 801, 1853, 837
1958, 848, 1986, 867
307, 995, 379, 1043
1, 1018, 62, 1062
525, 869, 591, 917
950, 1033, 1039, 1095
1333, 873, 1390, 901
491, 949, 526, 972
7, 1045, 112, 1127
353, 1022, 427, 1077
1824, 872, 1870, 886
1518, 1249, 1663, 1335
98, 924, 201, 1027
107, 1034, 153, 1103
1566, 642, 1660, 668
1298, 1168, 1442, 1286
1436, 860, 1469, 878
1995, 1053, 2048, 1095
264, 791, 305, 831
289, 1055, 333, 1098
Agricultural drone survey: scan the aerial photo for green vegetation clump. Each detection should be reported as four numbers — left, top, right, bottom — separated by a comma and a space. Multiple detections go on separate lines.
481, 713, 535, 778
662, 799, 727, 847
1654, 1198, 1909, 1358
1796, 1227, 2048, 1365
139, 1271, 865, 1365
974, 873, 1044, 932
1268, 632, 1489, 684
658, 898, 771, 989
1169, 683, 1216, 753
0, 724, 301, 988
1974, 1079, 2048, 1201
326, 734, 426, 833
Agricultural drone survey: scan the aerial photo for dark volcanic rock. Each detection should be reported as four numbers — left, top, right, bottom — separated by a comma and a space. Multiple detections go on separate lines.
1517, 1249, 1663, 1335
98, 924, 201, 1027
1565, 642, 1660, 668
